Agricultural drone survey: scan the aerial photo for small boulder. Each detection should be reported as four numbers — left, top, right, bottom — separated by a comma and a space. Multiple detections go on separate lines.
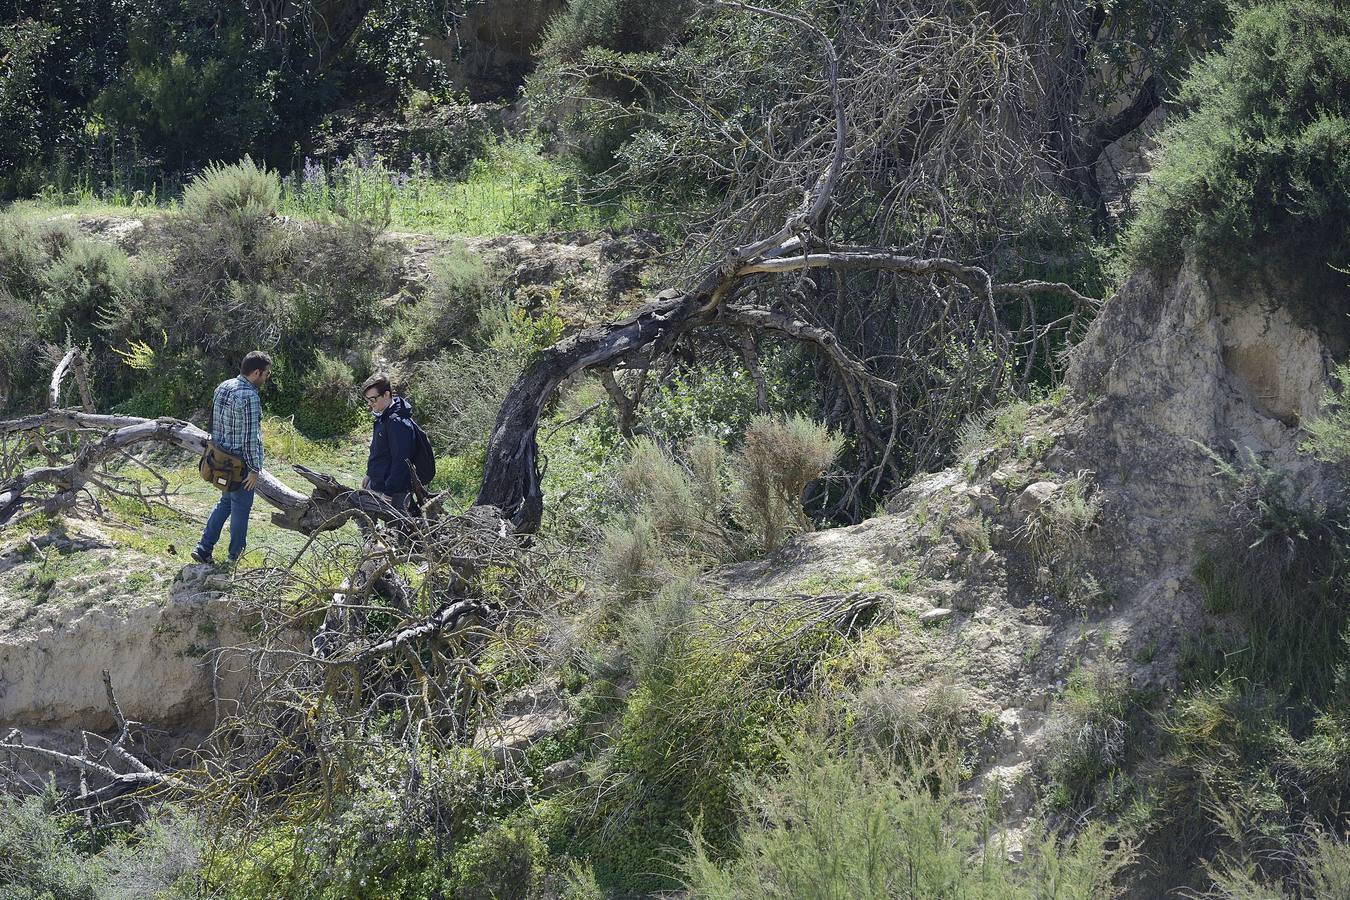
919, 607, 955, 625
1014, 481, 1060, 516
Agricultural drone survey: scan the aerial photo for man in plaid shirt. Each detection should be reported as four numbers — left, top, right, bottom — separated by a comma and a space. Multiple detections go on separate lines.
193, 351, 271, 565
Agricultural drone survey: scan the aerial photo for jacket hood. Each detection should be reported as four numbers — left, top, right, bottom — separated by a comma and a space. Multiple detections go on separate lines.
379, 395, 414, 419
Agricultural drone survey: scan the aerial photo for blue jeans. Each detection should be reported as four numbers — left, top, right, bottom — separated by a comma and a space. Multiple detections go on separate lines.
196, 486, 255, 561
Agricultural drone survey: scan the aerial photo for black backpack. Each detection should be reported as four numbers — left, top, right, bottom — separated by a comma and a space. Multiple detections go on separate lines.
408, 418, 436, 490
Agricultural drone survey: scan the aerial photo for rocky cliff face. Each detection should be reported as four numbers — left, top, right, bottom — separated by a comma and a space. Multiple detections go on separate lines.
0, 528, 256, 772
720, 257, 1345, 835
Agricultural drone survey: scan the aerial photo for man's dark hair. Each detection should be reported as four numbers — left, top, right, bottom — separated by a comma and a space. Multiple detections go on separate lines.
240, 351, 273, 377
361, 373, 392, 397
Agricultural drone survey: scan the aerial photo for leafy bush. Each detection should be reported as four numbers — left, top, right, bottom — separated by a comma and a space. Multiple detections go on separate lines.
94, 42, 277, 169
1207, 831, 1350, 899
0, 21, 59, 198
597, 417, 840, 601
393, 245, 498, 360
409, 289, 567, 456
617, 576, 700, 684
618, 437, 736, 562
1303, 361, 1350, 465
679, 734, 1133, 898
1044, 659, 1136, 807
100, 809, 205, 900
92, 162, 397, 418
39, 239, 135, 349
451, 817, 547, 900
0, 292, 41, 408
0, 215, 67, 300
0, 788, 104, 900
412, 346, 524, 456
539, 0, 698, 59
734, 414, 843, 551
641, 359, 805, 449
290, 352, 362, 437
203, 739, 514, 899
1148, 677, 1350, 896
567, 631, 792, 893
181, 156, 280, 219
289, 218, 400, 348
1125, 1, 1350, 269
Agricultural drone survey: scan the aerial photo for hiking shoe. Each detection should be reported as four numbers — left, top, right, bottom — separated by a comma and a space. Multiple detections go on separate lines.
190, 548, 213, 565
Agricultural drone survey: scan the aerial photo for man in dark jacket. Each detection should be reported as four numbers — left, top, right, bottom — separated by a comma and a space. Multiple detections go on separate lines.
361, 373, 417, 511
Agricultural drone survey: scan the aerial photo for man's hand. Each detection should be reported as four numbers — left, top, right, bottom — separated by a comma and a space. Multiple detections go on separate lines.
361, 476, 370, 490
243, 471, 259, 492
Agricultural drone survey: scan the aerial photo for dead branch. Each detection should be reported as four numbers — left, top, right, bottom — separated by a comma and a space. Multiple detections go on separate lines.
1, 673, 192, 805
48, 347, 95, 412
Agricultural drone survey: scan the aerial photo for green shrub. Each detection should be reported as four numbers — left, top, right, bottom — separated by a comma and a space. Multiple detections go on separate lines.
393, 245, 499, 359
733, 415, 843, 552
0, 21, 57, 199
568, 635, 790, 893
1148, 678, 1341, 895
39, 239, 134, 348
0, 291, 40, 408
678, 734, 1133, 899
203, 739, 512, 900
289, 218, 401, 349
1125, 1, 1350, 269
0, 788, 104, 900
598, 513, 665, 603
539, 0, 697, 61
100, 165, 397, 418
617, 576, 700, 684
617, 437, 737, 563
642, 360, 803, 449
1044, 658, 1136, 808
100, 808, 205, 900
1303, 361, 1350, 465
95, 43, 277, 169
290, 352, 361, 438
0, 215, 68, 300
181, 156, 281, 220
597, 418, 840, 602
451, 818, 547, 900
412, 346, 524, 456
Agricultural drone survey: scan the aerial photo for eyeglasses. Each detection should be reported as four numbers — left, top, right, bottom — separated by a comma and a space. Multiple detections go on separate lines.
364, 393, 383, 405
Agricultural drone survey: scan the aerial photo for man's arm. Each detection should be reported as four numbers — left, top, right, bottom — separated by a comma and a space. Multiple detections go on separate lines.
243, 391, 264, 474
366, 425, 390, 492
383, 419, 416, 493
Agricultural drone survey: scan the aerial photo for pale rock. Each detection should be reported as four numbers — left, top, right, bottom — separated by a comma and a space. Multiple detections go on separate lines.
919, 607, 954, 625
1014, 481, 1060, 517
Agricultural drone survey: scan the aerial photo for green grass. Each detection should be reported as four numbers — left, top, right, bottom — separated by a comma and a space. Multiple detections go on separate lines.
18, 139, 640, 237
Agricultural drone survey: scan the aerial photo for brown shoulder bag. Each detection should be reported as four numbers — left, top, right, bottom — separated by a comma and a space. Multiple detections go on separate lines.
200, 441, 248, 491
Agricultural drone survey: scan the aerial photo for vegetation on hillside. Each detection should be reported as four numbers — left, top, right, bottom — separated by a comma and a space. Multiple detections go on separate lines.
3, 1, 1350, 898
1126, 0, 1350, 272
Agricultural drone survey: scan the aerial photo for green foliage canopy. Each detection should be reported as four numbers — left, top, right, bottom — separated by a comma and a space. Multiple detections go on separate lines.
1127, 0, 1350, 269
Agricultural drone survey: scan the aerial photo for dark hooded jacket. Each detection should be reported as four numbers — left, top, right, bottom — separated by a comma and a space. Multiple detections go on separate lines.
366, 395, 417, 494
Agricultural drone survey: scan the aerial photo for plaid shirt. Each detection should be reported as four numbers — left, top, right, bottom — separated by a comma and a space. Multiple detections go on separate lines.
211, 376, 263, 474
